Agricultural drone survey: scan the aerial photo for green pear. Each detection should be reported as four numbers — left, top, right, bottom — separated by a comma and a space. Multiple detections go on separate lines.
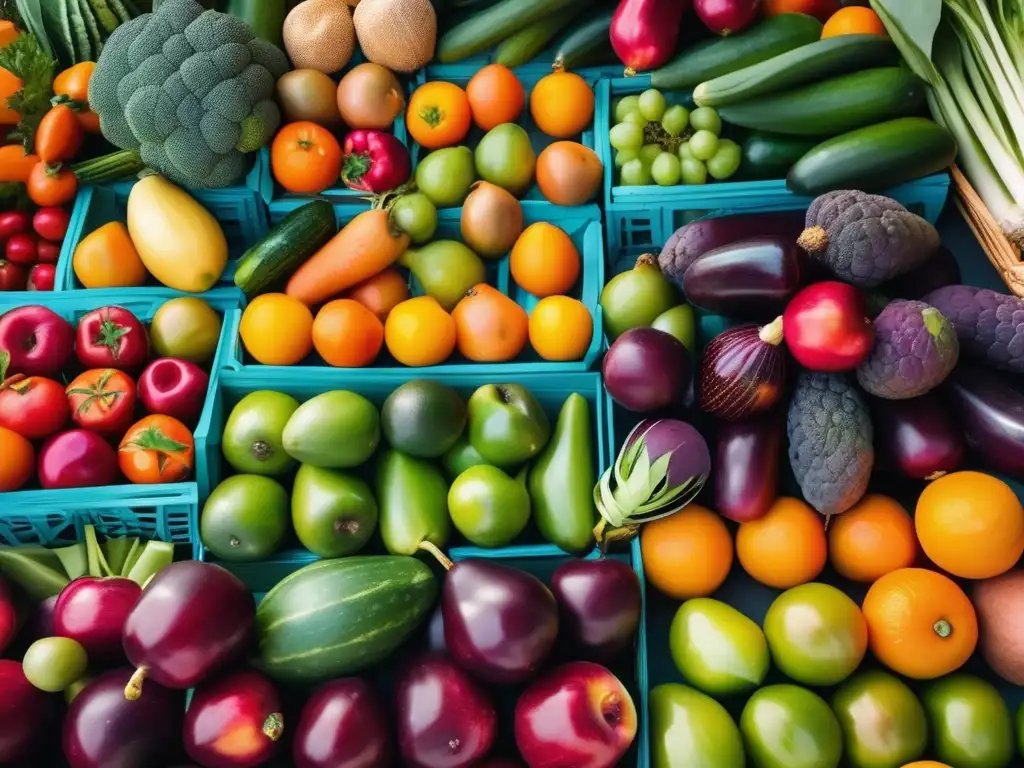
292, 465, 378, 559
449, 465, 530, 548
399, 241, 485, 311
475, 124, 536, 196
416, 146, 476, 207
467, 383, 550, 467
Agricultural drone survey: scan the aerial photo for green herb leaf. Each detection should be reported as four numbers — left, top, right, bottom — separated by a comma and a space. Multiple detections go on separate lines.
127, 426, 189, 454
0, 31, 56, 149
870, 0, 942, 85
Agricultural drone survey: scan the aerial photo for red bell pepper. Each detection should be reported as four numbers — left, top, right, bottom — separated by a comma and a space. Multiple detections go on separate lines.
340, 130, 411, 193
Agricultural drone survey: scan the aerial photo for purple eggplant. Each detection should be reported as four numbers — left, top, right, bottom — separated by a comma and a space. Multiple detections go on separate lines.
62, 668, 182, 768
293, 678, 389, 768
942, 364, 1024, 476
551, 559, 642, 662
713, 412, 783, 522
682, 237, 805, 319
881, 245, 962, 300
871, 393, 964, 480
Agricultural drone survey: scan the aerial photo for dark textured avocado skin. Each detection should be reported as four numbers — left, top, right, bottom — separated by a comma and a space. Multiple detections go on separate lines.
925, 284, 1024, 374
381, 380, 467, 459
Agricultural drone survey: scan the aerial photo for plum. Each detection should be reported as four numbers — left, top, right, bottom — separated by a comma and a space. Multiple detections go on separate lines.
551, 559, 641, 662
293, 678, 389, 768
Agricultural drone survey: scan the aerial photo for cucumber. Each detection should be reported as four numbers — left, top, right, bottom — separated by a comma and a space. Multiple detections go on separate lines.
650, 13, 822, 91
694, 34, 899, 107
717, 67, 926, 137
738, 132, 818, 181
85, 0, 120, 33
76, 0, 103, 56
787, 117, 957, 196
234, 200, 336, 296
494, 3, 583, 68
437, 0, 580, 63
225, 0, 286, 49
552, 4, 615, 71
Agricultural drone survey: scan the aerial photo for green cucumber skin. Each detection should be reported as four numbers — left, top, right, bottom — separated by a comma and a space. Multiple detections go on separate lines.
650, 13, 823, 91
694, 35, 899, 107
494, 3, 583, 68
256, 556, 437, 684
234, 200, 336, 296
437, 0, 580, 63
225, 0, 286, 49
717, 67, 926, 137
552, 5, 615, 70
739, 132, 818, 181
787, 117, 957, 196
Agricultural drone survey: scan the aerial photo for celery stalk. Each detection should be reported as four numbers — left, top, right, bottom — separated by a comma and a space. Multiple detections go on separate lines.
0, 549, 70, 601
54, 543, 88, 581
102, 537, 137, 577
125, 541, 174, 586
119, 539, 142, 578
83, 525, 113, 578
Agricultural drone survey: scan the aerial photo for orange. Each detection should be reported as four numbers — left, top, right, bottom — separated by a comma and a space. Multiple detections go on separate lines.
72, 221, 149, 288
736, 497, 826, 589
345, 267, 409, 322
384, 296, 456, 367
510, 222, 581, 297
536, 142, 603, 206
529, 72, 595, 139
239, 293, 314, 366
641, 505, 733, 600
915, 471, 1024, 579
529, 297, 592, 362
451, 284, 528, 363
862, 567, 977, 680
0, 426, 34, 491
828, 494, 917, 583
466, 64, 525, 131
821, 6, 887, 38
312, 299, 384, 367
407, 81, 472, 149
271, 122, 343, 194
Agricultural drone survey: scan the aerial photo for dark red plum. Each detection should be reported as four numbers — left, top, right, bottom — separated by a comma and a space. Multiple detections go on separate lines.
123, 561, 255, 697
443, 559, 558, 685
62, 668, 181, 768
0, 659, 51, 763
871, 393, 964, 480
713, 412, 782, 522
54, 577, 141, 664
185, 669, 283, 768
942, 364, 1024, 476
551, 559, 641, 662
293, 678, 389, 768
396, 653, 497, 768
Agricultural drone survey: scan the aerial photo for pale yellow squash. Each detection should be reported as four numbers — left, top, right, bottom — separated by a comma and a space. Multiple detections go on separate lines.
126, 175, 228, 293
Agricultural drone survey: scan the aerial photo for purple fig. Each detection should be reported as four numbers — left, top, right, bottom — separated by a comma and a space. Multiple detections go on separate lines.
293, 678, 388, 768
551, 559, 641, 662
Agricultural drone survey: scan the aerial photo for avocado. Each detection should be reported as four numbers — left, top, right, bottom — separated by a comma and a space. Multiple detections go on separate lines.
292, 464, 378, 558
381, 380, 467, 459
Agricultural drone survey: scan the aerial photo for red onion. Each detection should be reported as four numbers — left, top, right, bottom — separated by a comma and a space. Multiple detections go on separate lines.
697, 317, 786, 421
610, 0, 689, 76
693, 0, 761, 36
603, 327, 691, 413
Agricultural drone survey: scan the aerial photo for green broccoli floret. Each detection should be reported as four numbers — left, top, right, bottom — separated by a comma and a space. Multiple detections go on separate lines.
89, 0, 289, 189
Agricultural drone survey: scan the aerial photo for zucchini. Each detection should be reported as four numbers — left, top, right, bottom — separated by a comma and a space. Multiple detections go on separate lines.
225, 0, 286, 49
694, 34, 899, 107
494, 3, 583, 68
650, 13, 822, 91
738, 132, 818, 181
233, 200, 336, 296
787, 117, 957, 196
437, 0, 580, 63
717, 67, 926, 137
552, 4, 615, 71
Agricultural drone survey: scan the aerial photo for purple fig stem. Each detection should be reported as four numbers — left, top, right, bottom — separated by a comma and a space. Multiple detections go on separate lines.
124, 667, 146, 701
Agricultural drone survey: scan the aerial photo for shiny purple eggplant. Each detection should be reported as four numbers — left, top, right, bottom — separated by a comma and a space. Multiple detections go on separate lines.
942, 364, 1024, 476
551, 559, 642, 662
871, 392, 964, 480
293, 678, 389, 768
713, 412, 783, 522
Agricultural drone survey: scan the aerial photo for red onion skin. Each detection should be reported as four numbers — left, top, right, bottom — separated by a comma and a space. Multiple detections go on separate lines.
713, 412, 782, 522
697, 320, 786, 421
611, 0, 689, 75
694, 0, 762, 36
603, 328, 691, 413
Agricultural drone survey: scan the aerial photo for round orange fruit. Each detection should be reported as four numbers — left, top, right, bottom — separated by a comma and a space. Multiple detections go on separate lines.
529, 296, 592, 362
510, 222, 581, 297
828, 494, 917, 583
384, 296, 456, 367
736, 497, 826, 589
466, 64, 525, 131
529, 71, 595, 139
640, 505, 733, 600
239, 293, 314, 366
821, 6, 887, 38
312, 299, 384, 367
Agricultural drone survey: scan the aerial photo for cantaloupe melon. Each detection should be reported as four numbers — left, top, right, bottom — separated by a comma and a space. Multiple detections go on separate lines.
283, 0, 356, 75
353, 0, 436, 74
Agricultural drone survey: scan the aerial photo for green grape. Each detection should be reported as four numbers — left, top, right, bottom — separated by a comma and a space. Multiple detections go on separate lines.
706, 139, 743, 180
689, 130, 719, 161
23, 637, 88, 693
661, 105, 690, 137
638, 89, 667, 122
678, 142, 695, 161
681, 158, 709, 185
615, 148, 640, 168
620, 158, 652, 186
614, 95, 641, 123
639, 144, 663, 166
690, 106, 723, 135
622, 110, 647, 126
651, 152, 682, 186
609, 122, 644, 151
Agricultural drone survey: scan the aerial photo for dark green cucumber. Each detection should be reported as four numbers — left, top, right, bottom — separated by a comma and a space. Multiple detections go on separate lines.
650, 13, 822, 91
225, 0, 286, 48
787, 117, 957, 195
717, 67, 926, 137
738, 132, 818, 181
494, 2, 583, 68
552, 5, 615, 71
694, 34, 899, 107
437, 0, 579, 63
234, 200, 336, 296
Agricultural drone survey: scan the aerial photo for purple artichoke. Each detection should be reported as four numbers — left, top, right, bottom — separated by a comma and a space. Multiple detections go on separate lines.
924, 284, 1024, 374
856, 300, 959, 399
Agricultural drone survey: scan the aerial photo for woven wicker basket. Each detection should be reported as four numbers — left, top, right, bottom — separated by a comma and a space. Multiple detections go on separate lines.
951, 164, 1024, 296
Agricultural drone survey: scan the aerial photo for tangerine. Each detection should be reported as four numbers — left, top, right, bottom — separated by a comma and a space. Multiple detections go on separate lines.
862, 567, 977, 680
345, 267, 409, 322
510, 222, 581, 297
529, 72, 595, 139
466, 64, 526, 131
828, 494, 917, 583
239, 293, 314, 365
640, 505, 733, 600
529, 297, 592, 362
736, 497, 827, 589
312, 299, 384, 367
384, 296, 456, 367
821, 6, 887, 38
451, 284, 528, 363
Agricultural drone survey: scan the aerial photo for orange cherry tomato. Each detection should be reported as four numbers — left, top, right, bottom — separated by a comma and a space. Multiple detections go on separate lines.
26, 162, 78, 207
53, 62, 101, 133
271, 122, 343, 194
118, 414, 195, 485
407, 82, 472, 149
35, 105, 84, 164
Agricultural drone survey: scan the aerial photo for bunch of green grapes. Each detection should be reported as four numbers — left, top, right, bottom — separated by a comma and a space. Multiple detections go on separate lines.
609, 88, 742, 187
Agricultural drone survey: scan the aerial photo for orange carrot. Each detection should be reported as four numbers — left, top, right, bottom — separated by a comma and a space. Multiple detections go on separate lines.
0, 145, 39, 182
286, 209, 410, 307
0, 21, 17, 48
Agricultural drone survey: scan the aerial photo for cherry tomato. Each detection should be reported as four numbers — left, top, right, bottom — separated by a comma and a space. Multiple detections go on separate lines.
27, 264, 55, 291
118, 414, 195, 484
27, 163, 78, 207
32, 207, 71, 243
5, 233, 37, 265
0, 260, 27, 291
66, 369, 137, 438
0, 375, 69, 439
35, 105, 84, 165
0, 211, 30, 239
36, 240, 60, 264
75, 306, 150, 371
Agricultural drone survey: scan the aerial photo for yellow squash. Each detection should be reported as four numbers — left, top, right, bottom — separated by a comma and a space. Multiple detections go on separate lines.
126, 175, 228, 292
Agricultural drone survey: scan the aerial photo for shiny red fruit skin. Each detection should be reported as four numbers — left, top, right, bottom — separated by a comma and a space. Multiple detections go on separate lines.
610, 0, 689, 73
694, 0, 762, 35
551, 559, 642, 662
293, 678, 390, 768
54, 576, 141, 664
27, 263, 55, 291
185, 669, 283, 768
75, 306, 150, 372
0, 659, 52, 763
0, 305, 75, 377
0, 375, 69, 439
137, 358, 209, 425
0, 260, 27, 290
782, 281, 874, 372
0, 577, 16, 655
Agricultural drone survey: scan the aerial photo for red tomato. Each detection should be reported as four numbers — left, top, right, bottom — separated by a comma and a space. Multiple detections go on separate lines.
75, 306, 150, 371
27, 264, 55, 291
36, 240, 60, 264
65, 369, 137, 438
0, 375, 69, 439
5, 233, 37, 265
0, 260, 27, 291
32, 207, 70, 242
0, 211, 30, 240
118, 414, 195, 484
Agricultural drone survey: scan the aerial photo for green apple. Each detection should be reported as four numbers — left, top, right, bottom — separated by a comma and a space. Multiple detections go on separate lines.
467, 384, 551, 467
448, 465, 530, 547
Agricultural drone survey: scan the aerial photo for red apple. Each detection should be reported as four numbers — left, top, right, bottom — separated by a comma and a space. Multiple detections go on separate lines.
782, 281, 874, 371
514, 662, 637, 768
0, 576, 15, 656
137, 358, 209, 425
38, 430, 120, 489
0, 305, 75, 376
53, 577, 142, 664
27, 264, 55, 291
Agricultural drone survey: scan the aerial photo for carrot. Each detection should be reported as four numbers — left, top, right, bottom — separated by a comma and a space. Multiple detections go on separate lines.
286, 209, 410, 307
0, 145, 39, 182
0, 21, 17, 48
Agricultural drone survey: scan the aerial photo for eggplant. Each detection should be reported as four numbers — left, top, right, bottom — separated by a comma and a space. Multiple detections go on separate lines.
942, 364, 1024, 476
880, 245, 961, 300
871, 393, 964, 480
683, 237, 805, 318
713, 412, 782, 522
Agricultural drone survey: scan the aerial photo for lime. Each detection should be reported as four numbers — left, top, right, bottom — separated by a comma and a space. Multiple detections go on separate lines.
200, 474, 289, 561
23, 637, 88, 692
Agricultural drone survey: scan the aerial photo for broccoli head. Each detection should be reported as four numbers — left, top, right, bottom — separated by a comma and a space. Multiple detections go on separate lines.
89, 0, 289, 189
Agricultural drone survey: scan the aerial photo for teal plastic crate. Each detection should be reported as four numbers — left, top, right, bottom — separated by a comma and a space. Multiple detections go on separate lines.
225, 201, 605, 374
